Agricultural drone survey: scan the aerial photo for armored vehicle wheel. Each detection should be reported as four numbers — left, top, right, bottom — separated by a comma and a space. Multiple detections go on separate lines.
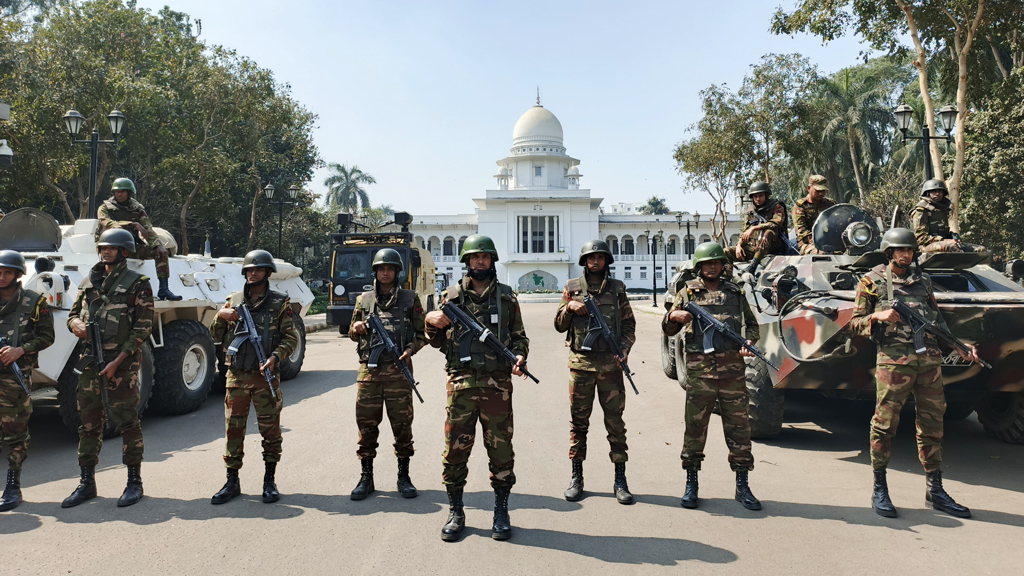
746, 357, 784, 439
149, 320, 216, 414
279, 315, 306, 381
56, 344, 154, 438
674, 337, 689, 389
662, 332, 678, 379
976, 391, 1024, 444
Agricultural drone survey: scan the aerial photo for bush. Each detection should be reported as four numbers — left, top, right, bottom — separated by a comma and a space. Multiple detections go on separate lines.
307, 289, 329, 315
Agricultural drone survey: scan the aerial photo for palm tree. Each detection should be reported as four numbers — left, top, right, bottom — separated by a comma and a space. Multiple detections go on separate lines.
323, 163, 376, 213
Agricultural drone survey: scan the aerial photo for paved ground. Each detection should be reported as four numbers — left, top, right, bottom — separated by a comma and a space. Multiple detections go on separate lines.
4, 303, 1023, 575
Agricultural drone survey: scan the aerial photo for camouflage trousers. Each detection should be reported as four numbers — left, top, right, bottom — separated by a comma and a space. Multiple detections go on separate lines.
355, 375, 414, 460
799, 243, 827, 255
224, 369, 283, 469
442, 386, 515, 490
132, 245, 169, 280
569, 369, 627, 463
0, 377, 31, 470
920, 239, 987, 255
724, 230, 781, 263
869, 355, 946, 472
76, 354, 144, 467
681, 351, 753, 471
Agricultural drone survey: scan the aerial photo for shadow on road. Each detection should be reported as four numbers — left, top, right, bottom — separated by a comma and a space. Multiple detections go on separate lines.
509, 527, 737, 565
282, 489, 583, 518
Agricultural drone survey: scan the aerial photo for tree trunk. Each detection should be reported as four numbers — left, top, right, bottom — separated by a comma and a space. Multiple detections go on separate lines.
178, 163, 206, 256
847, 126, 867, 205
946, 0, 986, 233
895, 0, 944, 180
247, 178, 261, 252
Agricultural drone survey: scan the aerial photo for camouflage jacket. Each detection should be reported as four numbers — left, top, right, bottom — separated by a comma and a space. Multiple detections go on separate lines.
793, 196, 835, 252
96, 197, 161, 250
554, 274, 635, 371
849, 264, 948, 364
663, 277, 759, 353
350, 281, 427, 381
0, 283, 55, 373
68, 260, 154, 356
742, 198, 788, 239
911, 197, 952, 247
210, 285, 298, 372
426, 276, 529, 392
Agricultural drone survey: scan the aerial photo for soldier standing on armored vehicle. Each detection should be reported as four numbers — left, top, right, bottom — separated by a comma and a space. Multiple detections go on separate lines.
425, 234, 529, 543
209, 250, 298, 505
63, 229, 153, 508
553, 240, 636, 505
911, 179, 986, 254
849, 228, 977, 519
725, 181, 788, 263
96, 178, 181, 301
348, 248, 426, 501
0, 250, 54, 511
663, 242, 763, 511
793, 175, 836, 255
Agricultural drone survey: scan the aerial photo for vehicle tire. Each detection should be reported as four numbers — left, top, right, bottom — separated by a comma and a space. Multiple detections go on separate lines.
279, 315, 306, 381
149, 320, 216, 414
746, 356, 785, 439
943, 399, 975, 421
674, 336, 689, 389
977, 391, 1024, 444
662, 332, 677, 380
56, 344, 154, 438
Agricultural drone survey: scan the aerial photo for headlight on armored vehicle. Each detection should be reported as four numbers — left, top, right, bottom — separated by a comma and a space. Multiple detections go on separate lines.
844, 222, 873, 248
334, 284, 346, 297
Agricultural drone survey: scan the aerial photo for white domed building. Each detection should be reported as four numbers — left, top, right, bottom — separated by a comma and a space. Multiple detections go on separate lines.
408, 98, 743, 293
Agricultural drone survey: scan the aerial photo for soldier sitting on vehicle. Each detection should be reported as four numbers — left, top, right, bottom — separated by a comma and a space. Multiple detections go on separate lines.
725, 181, 788, 263
910, 179, 986, 255
96, 178, 181, 301
793, 175, 836, 255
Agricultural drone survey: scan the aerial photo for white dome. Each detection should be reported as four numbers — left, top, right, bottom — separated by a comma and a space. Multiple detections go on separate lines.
567, 165, 580, 176
497, 166, 509, 175
512, 104, 563, 146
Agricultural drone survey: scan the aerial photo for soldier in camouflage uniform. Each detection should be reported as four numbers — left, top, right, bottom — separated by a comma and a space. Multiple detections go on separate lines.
425, 234, 529, 542
725, 181, 788, 263
793, 175, 836, 255
0, 250, 55, 511
96, 178, 181, 301
63, 229, 154, 508
663, 242, 763, 511
553, 240, 636, 504
348, 248, 427, 501
209, 250, 298, 505
849, 227, 975, 519
910, 179, 986, 255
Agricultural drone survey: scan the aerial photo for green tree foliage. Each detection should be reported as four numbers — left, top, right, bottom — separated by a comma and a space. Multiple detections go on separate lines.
862, 169, 920, 227
323, 163, 376, 214
638, 196, 670, 215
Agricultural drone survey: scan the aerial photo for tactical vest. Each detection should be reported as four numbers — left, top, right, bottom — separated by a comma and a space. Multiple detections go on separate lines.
356, 287, 417, 363
914, 199, 952, 240
443, 280, 515, 373
680, 279, 746, 354
564, 276, 623, 353
79, 263, 145, 349
746, 198, 789, 235
0, 286, 43, 370
864, 265, 941, 349
223, 289, 288, 371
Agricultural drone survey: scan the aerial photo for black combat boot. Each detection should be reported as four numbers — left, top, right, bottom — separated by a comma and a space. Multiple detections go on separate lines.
872, 469, 897, 517
440, 487, 465, 542
396, 457, 417, 499
613, 462, 634, 505
350, 458, 375, 501
926, 470, 971, 519
211, 468, 241, 505
0, 469, 22, 512
492, 488, 512, 541
117, 465, 144, 507
681, 467, 699, 509
262, 462, 280, 503
735, 470, 761, 511
564, 459, 584, 502
61, 466, 97, 508
157, 277, 182, 301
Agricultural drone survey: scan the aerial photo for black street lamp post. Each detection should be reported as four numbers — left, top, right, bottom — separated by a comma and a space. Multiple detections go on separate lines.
63, 108, 126, 218
658, 230, 667, 292
674, 211, 702, 259
645, 229, 658, 307
894, 103, 957, 181
265, 183, 300, 255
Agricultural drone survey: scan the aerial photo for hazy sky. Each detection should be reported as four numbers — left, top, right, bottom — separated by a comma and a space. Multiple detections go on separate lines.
135, 0, 868, 216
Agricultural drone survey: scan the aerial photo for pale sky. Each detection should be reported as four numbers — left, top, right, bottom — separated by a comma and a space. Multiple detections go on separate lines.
135, 0, 868, 216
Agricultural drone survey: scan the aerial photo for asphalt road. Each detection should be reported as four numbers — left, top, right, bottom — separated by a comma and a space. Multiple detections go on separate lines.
4, 303, 1024, 575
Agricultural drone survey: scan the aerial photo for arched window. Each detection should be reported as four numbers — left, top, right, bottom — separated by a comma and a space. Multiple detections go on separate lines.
621, 235, 634, 255
729, 234, 740, 246
636, 235, 649, 256
605, 235, 619, 255
443, 236, 455, 256
458, 236, 467, 255
427, 236, 441, 254
699, 234, 711, 244
414, 236, 425, 249
684, 234, 695, 256
667, 235, 679, 255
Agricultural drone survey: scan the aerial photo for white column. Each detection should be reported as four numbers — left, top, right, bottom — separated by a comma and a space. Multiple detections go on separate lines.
527, 216, 532, 254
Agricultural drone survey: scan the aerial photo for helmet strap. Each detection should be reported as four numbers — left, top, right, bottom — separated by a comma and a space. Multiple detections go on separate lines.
467, 266, 495, 281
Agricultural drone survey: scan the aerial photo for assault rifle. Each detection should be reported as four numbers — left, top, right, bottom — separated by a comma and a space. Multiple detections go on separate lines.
891, 299, 992, 369
72, 321, 110, 409
580, 296, 638, 395
684, 301, 779, 371
440, 302, 539, 383
365, 313, 424, 403
228, 304, 278, 400
0, 336, 30, 395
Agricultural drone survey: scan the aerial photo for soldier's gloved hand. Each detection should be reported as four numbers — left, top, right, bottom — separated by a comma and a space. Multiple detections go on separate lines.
70, 319, 88, 339
217, 307, 239, 322
0, 345, 24, 366
566, 300, 587, 315
512, 355, 526, 377
260, 356, 276, 373
739, 341, 755, 358
668, 310, 693, 326
871, 309, 901, 324
399, 349, 413, 363
426, 311, 451, 328
351, 321, 367, 335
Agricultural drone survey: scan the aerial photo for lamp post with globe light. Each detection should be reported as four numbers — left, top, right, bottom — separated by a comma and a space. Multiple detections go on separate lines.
894, 103, 958, 181
62, 108, 126, 218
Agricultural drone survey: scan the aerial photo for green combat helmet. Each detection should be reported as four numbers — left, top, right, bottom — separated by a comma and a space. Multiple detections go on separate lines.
459, 234, 499, 264
748, 181, 772, 197
242, 249, 277, 275
111, 177, 137, 195
96, 228, 136, 254
692, 241, 728, 266
0, 249, 26, 274
921, 179, 948, 198
579, 240, 614, 266
372, 248, 404, 271
880, 227, 918, 252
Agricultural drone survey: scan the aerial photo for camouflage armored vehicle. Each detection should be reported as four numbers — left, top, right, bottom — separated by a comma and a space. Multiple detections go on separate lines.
662, 203, 1024, 444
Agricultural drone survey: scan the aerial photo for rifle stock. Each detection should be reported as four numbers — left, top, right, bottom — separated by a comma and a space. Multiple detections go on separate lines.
0, 336, 30, 395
